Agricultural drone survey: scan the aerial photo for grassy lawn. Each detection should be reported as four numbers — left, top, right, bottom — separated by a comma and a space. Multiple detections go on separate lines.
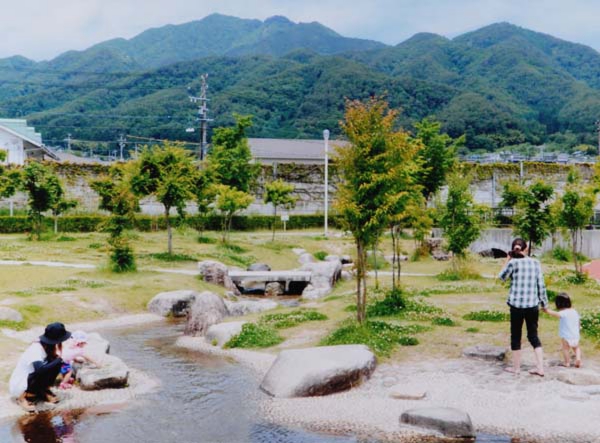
1, 228, 599, 387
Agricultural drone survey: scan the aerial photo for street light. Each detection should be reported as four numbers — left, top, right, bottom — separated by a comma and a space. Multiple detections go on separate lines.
323, 129, 330, 237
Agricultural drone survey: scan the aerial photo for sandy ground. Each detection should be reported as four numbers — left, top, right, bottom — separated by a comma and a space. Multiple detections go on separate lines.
176, 336, 600, 443
0, 313, 164, 422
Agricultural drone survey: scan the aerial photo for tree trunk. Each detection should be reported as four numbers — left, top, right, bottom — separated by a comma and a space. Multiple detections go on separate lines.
166, 207, 172, 255
396, 227, 402, 285
572, 229, 580, 275
356, 241, 366, 324
54, 216, 58, 234
228, 212, 234, 243
372, 239, 379, 290
391, 226, 396, 290
272, 205, 277, 241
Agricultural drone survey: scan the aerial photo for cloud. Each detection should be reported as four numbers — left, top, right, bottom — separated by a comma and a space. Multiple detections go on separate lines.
1, 0, 600, 60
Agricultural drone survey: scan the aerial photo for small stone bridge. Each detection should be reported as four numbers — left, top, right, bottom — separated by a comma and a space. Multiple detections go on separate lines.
228, 270, 312, 294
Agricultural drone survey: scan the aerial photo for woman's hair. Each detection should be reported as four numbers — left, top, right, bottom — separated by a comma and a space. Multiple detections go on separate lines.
555, 292, 572, 310
509, 238, 527, 258
41, 342, 59, 361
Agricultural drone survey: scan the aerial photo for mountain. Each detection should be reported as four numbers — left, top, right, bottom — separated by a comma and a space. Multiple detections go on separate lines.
1, 18, 600, 155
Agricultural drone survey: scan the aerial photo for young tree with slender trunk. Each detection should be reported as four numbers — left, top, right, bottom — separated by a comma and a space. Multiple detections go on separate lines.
264, 179, 296, 240
21, 162, 63, 240
214, 184, 253, 243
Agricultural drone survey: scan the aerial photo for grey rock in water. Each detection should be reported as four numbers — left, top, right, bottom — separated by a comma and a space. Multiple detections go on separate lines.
260, 345, 376, 398
265, 282, 284, 297
206, 321, 247, 347
185, 291, 229, 336
77, 355, 129, 390
247, 263, 271, 272
300, 259, 342, 300
0, 307, 22, 322
462, 345, 507, 362
85, 332, 111, 356
224, 298, 278, 317
198, 260, 241, 295
147, 289, 198, 317
400, 407, 475, 438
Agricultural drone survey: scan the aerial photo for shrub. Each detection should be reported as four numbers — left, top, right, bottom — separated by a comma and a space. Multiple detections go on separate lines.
547, 289, 559, 303
313, 251, 328, 261
224, 323, 283, 348
109, 240, 136, 273
466, 327, 480, 333
551, 246, 571, 262
367, 288, 406, 317
197, 236, 217, 244
260, 310, 327, 329
463, 310, 509, 322
432, 317, 456, 326
581, 311, 600, 339
320, 320, 420, 357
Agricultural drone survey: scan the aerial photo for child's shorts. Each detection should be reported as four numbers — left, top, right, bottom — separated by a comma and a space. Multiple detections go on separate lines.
60, 363, 72, 375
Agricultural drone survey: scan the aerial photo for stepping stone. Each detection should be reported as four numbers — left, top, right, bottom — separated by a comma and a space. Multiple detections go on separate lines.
389, 384, 427, 400
556, 369, 600, 386
400, 407, 475, 438
462, 345, 506, 362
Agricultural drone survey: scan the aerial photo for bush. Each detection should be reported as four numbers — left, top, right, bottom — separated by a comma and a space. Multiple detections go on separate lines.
320, 320, 420, 357
109, 240, 136, 273
551, 246, 571, 262
463, 310, 509, 322
260, 309, 327, 329
581, 311, 600, 339
367, 288, 407, 317
224, 323, 283, 348
313, 251, 328, 261
197, 236, 217, 244
432, 317, 456, 326
465, 327, 479, 333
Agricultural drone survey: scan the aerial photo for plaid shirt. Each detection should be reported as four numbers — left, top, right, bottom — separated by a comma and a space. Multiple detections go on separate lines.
499, 257, 548, 309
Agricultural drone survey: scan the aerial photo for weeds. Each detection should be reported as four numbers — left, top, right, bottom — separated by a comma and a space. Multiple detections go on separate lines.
260, 309, 328, 329
463, 310, 509, 322
224, 323, 283, 348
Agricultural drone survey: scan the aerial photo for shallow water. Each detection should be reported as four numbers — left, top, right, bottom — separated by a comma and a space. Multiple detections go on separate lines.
0, 322, 514, 443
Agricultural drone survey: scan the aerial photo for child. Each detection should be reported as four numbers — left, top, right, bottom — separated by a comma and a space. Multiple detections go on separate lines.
543, 293, 582, 368
59, 330, 101, 389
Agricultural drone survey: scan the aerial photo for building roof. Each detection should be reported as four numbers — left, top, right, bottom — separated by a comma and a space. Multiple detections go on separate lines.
248, 138, 348, 163
0, 118, 58, 160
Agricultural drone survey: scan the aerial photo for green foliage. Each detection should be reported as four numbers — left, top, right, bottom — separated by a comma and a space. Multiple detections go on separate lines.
465, 327, 480, 333
581, 311, 600, 339
264, 179, 296, 240
366, 288, 407, 317
313, 251, 328, 261
320, 319, 420, 357
260, 309, 328, 329
439, 171, 481, 259
108, 237, 136, 273
148, 252, 196, 262
0, 320, 26, 330
436, 265, 481, 281
197, 235, 217, 244
463, 310, 509, 322
214, 184, 254, 242
551, 246, 572, 262
431, 317, 457, 326
224, 323, 283, 349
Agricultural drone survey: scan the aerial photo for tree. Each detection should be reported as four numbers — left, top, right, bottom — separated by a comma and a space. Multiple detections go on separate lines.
208, 114, 260, 193
500, 180, 554, 254
0, 151, 20, 200
20, 162, 63, 240
414, 118, 463, 201
132, 143, 197, 255
336, 97, 417, 323
440, 172, 481, 267
46, 175, 78, 234
192, 163, 216, 238
214, 184, 254, 242
264, 179, 296, 240
558, 169, 596, 275
91, 163, 139, 272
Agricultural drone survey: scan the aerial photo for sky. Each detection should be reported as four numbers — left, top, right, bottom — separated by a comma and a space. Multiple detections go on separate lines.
3, 0, 600, 60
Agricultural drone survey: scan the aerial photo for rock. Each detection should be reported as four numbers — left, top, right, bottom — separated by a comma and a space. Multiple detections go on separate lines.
433, 252, 451, 261
400, 407, 475, 438
224, 298, 278, 317
184, 291, 229, 336
340, 255, 353, 264
382, 376, 398, 387
265, 282, 284, 297
324, 255, 340, 262
147, 289, 198, 317
556, 369, 600, 385
462, 345, 507, 362
390, 384, 427, 400
0, 307, 22, 322
260, 345, 376, 398
341, 271, 353, 281
247, 263, 271, 272
292, 248, 306, 256
298, 253, 316, 265
77, 355, 129, 390
198, 260, 240, 295
384, 255, 408, 264
300, 259, 343, 300
85, 332, 111, 356
206, 321, 247, 347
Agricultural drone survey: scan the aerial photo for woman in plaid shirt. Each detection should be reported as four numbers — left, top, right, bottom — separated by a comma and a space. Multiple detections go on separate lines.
499, 238, 548, 376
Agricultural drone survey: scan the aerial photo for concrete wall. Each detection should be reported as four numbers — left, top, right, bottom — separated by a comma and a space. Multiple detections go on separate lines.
0, 128, 25, 165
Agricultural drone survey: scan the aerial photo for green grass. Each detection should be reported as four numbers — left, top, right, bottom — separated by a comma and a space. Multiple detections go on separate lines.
581, 311, 600, 339
320, 320, 420, 357
463, 310, 509, 322
313, 250, 328, 261
224, 323, 283, 348
465, 327, 480, 333
0, 320, 26, 330
437, 267, 481, 281
197, 236, 217, 244
431, 316, 457, 327
147, 252, 197, 262
260, 309, 328, 329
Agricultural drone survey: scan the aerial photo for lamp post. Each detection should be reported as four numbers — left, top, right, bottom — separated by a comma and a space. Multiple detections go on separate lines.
323, 129, 330, 237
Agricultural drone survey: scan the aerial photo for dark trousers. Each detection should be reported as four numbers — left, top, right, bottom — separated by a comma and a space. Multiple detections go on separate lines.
510, 306, 542, 351
26, 358, 62, 398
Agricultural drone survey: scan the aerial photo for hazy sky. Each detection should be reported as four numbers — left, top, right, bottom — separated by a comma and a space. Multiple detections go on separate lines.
3, 0, 600, 60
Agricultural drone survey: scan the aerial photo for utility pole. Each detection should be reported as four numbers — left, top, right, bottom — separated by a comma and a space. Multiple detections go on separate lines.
118, 134, 126, 162
65, 133, 72, 153
596, 120, 600, 156
189, 74, 212, 160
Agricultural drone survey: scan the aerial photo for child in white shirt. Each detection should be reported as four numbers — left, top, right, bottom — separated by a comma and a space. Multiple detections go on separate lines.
543, 292, 582, 368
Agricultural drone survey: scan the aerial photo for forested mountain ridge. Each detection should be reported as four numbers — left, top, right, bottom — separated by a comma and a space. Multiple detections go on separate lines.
0, 18, 600, 154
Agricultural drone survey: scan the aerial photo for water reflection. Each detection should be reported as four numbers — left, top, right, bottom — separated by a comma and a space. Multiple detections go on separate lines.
17, 411, 80, 443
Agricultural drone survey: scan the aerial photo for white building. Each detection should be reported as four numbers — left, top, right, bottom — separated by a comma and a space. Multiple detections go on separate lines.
0, 119, 58, 164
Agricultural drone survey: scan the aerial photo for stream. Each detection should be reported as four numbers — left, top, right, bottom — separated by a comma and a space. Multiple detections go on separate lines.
0, 322, 513, 443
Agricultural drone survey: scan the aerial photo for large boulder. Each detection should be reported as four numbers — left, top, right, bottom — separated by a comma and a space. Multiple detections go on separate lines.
300, 259, 342, 300
260, 345, 376, 398
147, 290, 198, 317
77, 355, 129, 390
400, 407, 475, 438
298, 253, 316, 265
265, 282, 284, 297
224, 298, 278, 317
247, 263, 271, 272
184, 291, 229, 336
462, 345, 507, 362
85, 332, 111, 356
0, 307, 22, 322
198, 260, 241, 295
206, 321, 247, 347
